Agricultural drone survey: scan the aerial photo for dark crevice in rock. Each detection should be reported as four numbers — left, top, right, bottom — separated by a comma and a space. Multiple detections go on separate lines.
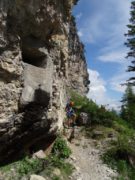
21, 35, 47, 68
22, 52, 46, 67
29, 135, 56, 154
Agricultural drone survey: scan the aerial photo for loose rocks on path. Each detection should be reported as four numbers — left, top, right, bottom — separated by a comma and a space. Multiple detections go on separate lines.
68, 135, 117, 180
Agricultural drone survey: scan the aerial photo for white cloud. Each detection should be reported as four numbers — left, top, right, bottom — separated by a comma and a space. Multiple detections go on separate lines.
110, 74, 127, 93
76, 13, 82, 20
78, 31, 83, 37
87, 69, 121, 110
97, 0, 130, 63
98, 50, 127, 63
110, 70, 135, 93
78, 13, 103, 43
87, 69, 106, 102
78, 0, 130, 44
75, 0, 131, 63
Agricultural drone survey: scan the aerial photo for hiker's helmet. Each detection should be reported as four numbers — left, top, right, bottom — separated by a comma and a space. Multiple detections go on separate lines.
70, 101, 74, 107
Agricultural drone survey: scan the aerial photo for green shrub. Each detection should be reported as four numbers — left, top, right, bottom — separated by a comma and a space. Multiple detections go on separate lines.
102, 132, 135, 180
0, 154, 73, 180
50, 155, 74, 175
0, 156, 46, 180
103, 152, 135, 180
69, 90, 119, 126
50, 156, 64, 168
0, 141, 73, 180
113, 119, 135, 136
52, 137, 71, 159
17, 157, 44, 176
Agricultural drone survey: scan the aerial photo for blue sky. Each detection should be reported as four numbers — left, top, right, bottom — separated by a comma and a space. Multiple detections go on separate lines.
73, 0, 133, 110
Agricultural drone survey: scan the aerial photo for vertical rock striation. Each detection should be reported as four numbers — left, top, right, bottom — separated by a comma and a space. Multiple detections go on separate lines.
0, 0, 89, 163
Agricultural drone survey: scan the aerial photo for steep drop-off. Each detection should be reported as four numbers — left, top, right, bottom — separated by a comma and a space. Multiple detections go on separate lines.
0, 0, 89, 163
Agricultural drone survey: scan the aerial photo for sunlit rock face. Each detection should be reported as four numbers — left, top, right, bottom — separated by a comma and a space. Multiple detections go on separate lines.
0, 0, 89, 163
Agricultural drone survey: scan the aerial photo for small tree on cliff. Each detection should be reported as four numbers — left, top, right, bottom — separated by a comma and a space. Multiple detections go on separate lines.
125, 1, 135, 85
120, 84, 135, 127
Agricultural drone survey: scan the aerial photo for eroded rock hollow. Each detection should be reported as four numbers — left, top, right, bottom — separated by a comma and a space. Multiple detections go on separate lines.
0, 0, 89, 163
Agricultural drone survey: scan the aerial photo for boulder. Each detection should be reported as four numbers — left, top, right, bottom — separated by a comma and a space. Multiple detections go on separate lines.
30, 175, 46, 180
53, 168, 61, 176
78, 112, 89, 125
92, 130, 104, 139
32, 150, 46, 159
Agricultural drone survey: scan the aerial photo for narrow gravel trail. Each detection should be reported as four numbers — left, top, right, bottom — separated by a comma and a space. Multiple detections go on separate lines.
67, 129, 118, 180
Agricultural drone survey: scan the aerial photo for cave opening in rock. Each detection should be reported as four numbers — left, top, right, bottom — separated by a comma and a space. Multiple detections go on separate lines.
29, 135, 56, 154
22, 49, 46, 67
21, 35, 47, 67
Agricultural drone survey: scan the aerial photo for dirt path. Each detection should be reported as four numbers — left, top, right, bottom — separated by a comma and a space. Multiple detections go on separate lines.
67, 128, 118, 180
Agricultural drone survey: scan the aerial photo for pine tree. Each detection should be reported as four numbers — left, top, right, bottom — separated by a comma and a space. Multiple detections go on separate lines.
120, 84, 135, 127
125, 1, 135, 85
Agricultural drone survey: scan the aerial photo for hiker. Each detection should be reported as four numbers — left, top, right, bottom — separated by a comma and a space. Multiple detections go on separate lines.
65, 101, 76, 127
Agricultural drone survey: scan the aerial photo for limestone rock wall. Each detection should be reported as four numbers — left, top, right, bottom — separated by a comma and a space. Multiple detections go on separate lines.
0, 0, 89, 163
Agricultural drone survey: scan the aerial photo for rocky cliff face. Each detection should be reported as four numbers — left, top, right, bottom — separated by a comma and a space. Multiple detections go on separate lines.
0, 0, 89, 163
